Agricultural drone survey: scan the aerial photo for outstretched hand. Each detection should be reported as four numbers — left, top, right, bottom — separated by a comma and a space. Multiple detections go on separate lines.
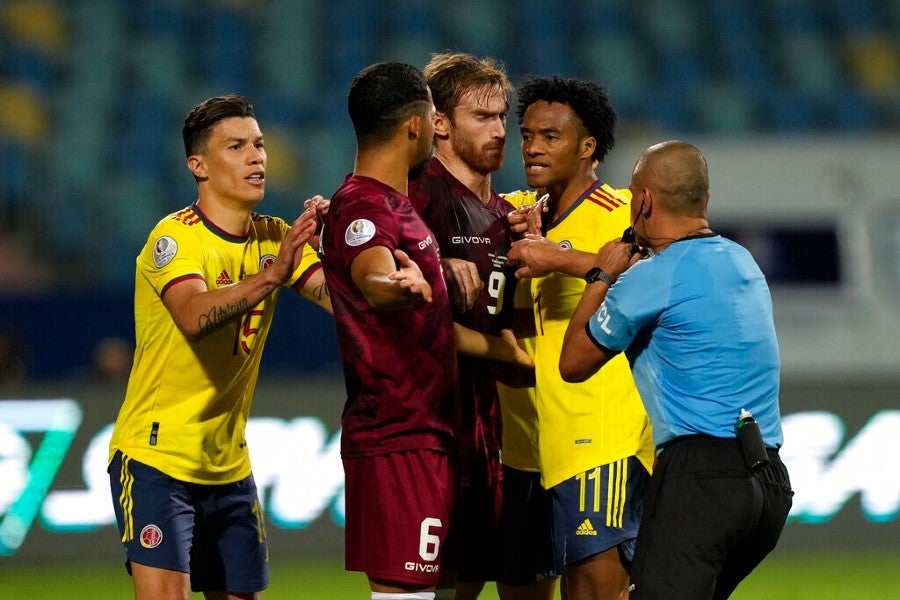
389, 249, 433, 303
272, 207, 318, 283
500, 328, 534, 369
304, 194, 330, 250
508, 193, 548, 236
507, 233, 562, 279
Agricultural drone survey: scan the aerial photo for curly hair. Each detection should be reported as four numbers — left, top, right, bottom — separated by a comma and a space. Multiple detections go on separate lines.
515, 76, 617, 163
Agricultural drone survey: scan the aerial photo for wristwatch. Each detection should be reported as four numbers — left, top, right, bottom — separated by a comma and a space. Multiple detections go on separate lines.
583, 266, 616, 285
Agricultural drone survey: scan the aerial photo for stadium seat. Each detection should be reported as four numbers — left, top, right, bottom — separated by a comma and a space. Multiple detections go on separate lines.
380, 0, 441, 67
97, 174, 168, 286
2, 0, 65, 41
196, 4, 253, 92
64, 0, 124, 104
759, 90, 819, 131
0, 138, 34, 230
826, 0, 884, 35
776, 35, 845, 102
0, 83, 49, 145
49, 87, 113, 190
573, 0, 633, 35
826, 87, 879, 131
115, 94, 173, 179
3, 0, 900, 294
845, 36, 900, 101
511, 0, 569, 76
580, 35, 648, 118
437, 0, 505, 60
639, 0, 704, 48
709, 1, 777, 93
323, 0, 378, 93
767, 0, 822, 35
692, 80, 759, 133
129, 36, 192, 105
258, 0, 324, 107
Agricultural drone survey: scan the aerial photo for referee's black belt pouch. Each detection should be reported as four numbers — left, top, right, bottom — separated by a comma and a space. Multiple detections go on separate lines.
660, 434, 791, 490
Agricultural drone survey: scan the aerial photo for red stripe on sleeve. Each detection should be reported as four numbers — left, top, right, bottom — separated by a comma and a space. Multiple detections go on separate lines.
160, 274, 205, 299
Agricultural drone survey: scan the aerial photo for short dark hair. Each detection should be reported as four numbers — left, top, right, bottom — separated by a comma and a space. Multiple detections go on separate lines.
182, 94, 255, 157
516, 76, 617, 163
348, 62, 431, 143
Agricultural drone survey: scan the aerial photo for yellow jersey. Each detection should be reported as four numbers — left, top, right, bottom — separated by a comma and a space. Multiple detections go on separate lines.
108, 204, 320, 484
497, 190, 540, 472
529, 182, 654, 489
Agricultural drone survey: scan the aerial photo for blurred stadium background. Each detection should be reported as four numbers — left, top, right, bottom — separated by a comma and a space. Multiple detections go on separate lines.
1, 0, 899, 597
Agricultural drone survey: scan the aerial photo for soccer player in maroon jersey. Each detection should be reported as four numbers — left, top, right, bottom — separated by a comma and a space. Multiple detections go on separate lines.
408, 52, 535, 600
319, 62, 458, 600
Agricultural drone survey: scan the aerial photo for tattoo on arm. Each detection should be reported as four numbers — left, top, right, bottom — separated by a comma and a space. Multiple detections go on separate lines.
198, 299, 250, 336
310, 281, 329, 302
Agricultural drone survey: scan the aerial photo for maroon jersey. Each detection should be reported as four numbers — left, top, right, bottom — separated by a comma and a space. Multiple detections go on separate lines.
321, 174, 459, 458
409, 160, 517, 485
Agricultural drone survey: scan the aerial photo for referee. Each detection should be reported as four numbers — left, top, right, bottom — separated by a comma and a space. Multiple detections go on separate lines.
559, 140, 793, 599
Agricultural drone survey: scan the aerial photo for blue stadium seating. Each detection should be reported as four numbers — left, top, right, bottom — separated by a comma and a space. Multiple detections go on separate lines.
0, 0, 899, 290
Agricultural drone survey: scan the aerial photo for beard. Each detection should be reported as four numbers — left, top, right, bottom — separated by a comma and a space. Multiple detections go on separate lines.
409, 155, 432, 180
409, 136, 434, 181
452, 134, 504, 175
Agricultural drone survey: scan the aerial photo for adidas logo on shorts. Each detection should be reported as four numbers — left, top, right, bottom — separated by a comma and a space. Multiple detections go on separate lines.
576, 518, 598, 536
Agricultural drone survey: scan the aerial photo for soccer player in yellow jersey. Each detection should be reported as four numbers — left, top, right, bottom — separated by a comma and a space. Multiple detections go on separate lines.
495, 189, 560, 600
507, 77, 655, 600
107, 94, 331, 600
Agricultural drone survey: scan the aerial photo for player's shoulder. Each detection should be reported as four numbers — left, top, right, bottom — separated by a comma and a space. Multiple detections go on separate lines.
149, 206, 201, 237
332, 175, 394, 211
338, 174, 390, 197
609, 185, 632, 202
589, 182, 631, 209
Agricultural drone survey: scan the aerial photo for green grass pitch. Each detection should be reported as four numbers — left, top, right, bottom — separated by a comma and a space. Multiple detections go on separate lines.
1, 552, 898, 598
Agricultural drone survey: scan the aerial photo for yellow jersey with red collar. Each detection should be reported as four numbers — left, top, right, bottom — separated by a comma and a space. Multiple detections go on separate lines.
529, 182, 654, 489
108, 204, 320, 484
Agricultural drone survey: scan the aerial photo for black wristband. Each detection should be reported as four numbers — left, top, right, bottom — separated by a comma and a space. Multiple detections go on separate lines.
583, 266, 615, 285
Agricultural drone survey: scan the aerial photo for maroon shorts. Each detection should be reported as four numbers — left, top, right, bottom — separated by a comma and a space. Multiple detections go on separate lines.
441, 478, 503, 582
343, 449, 455, 586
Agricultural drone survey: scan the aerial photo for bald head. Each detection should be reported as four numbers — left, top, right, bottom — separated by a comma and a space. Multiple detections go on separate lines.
633, 140, 709, 217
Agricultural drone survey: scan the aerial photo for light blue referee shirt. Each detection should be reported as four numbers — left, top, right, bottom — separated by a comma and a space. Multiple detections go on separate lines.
586, 234, 784, 450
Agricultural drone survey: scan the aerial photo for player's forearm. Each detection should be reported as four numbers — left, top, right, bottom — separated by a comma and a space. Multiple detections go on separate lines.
455, 324, 519, 364
560, 280, 613, 382
361, 274, 425, 311
555, 248, 602, 278
455, 323, 497, 358
174, 269, 283, 341
510, 240, 598, 279
296, 269, 333, 315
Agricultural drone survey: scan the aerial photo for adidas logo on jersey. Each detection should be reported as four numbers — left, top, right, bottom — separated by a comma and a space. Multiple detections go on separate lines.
576, 518, 598, 536
216, 270, 234, 286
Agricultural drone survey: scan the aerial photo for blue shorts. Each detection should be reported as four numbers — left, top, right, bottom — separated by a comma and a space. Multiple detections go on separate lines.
108, 451, 269, 594
550, 456, 649, 568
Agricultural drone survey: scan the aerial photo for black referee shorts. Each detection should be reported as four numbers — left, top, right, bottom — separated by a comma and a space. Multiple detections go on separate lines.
630, 435, 793, 600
